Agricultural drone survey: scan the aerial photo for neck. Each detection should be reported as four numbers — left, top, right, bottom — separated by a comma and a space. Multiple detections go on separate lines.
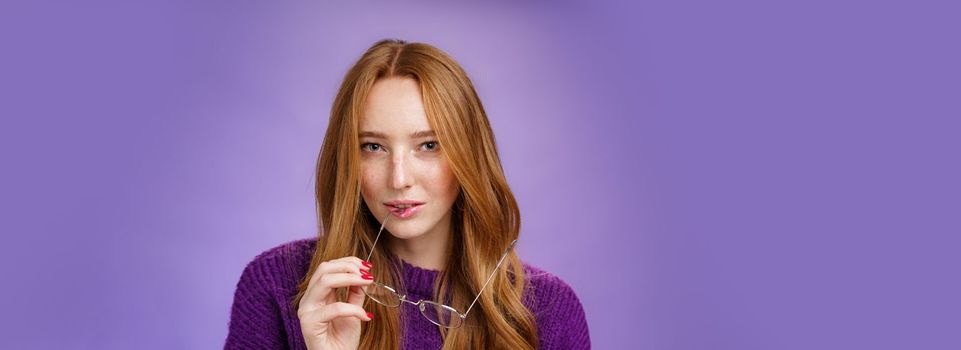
387, 221, 451, 271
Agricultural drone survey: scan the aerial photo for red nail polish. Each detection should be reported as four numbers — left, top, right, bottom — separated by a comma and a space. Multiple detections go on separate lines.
366, 312, 374, 319
362, 261, 373, 269
361, 274, 374, 280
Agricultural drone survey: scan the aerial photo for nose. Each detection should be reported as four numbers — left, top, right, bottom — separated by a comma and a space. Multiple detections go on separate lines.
389, 151, 414, 190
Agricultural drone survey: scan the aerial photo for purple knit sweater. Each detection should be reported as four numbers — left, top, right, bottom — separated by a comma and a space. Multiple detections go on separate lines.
224, 238, 590, 349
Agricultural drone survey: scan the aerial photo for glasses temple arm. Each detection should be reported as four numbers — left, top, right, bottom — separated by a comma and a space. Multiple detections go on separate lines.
366, 214, 390, 262
463, 239, 518, 317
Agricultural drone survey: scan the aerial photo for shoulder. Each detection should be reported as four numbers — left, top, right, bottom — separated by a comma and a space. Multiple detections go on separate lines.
247, 237, 317, 268
236, 237, 318, 295
227, 238, 317, 348
520, 262, 592, 349
520, 262, 585, 314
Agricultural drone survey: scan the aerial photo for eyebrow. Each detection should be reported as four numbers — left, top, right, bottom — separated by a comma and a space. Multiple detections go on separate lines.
359, 130, 436, 139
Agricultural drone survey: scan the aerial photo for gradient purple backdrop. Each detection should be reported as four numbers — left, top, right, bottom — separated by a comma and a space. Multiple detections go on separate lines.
1, 0, 959, 349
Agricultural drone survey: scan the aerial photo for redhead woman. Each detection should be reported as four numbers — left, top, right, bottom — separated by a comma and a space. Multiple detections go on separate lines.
224, 39, 590, 349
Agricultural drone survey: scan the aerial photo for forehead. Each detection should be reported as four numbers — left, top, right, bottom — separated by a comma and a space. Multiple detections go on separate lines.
360, 77, 431, 136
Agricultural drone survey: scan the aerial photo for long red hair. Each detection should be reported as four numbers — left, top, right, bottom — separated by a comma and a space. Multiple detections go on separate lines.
291, 39, 538, 349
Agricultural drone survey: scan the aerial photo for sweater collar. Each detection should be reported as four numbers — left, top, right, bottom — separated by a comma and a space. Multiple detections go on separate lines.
397, 258, 440, 297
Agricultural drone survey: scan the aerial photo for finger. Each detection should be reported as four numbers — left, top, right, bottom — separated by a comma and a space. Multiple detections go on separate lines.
302, 272, 375, 307
346, 285, 367, 307
302, 257, 372, 304
306, 257, 372, 290
315, 302, 373, 323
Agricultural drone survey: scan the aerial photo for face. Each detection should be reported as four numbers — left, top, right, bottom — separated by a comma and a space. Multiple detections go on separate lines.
358, 77, 461, 242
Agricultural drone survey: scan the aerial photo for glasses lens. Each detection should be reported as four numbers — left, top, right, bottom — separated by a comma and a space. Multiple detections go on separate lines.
419, 301, 464, 328
363, 282, 401, 307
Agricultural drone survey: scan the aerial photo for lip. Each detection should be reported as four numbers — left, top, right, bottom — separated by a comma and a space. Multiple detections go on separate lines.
384, 202, 424, 219
384, 200, 426, 206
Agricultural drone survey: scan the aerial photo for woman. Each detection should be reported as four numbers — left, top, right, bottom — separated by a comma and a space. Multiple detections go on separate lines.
225, 39, 590, 349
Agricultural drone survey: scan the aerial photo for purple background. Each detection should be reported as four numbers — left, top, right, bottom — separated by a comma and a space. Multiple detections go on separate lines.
2, 0, 959, 349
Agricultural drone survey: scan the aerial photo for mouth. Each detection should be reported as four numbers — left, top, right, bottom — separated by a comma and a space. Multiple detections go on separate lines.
384, 203, 424, 219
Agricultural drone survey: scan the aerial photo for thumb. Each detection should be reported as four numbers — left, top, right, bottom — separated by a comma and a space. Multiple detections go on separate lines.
347, 285, 367, 307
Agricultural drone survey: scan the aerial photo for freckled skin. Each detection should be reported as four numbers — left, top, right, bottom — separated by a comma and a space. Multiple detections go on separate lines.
358, 77, 461, 252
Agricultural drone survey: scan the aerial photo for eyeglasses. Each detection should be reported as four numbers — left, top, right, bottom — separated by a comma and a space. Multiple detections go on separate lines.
362, 213, 517, 328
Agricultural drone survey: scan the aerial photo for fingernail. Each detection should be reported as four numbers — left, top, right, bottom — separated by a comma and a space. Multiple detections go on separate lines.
366, 312, 374, 320
361, 274, 374, 280
362, 261, 373, 269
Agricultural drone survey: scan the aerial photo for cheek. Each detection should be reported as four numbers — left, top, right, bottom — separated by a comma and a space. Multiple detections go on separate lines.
359, 166, 379, 198
433, 164, 460, 198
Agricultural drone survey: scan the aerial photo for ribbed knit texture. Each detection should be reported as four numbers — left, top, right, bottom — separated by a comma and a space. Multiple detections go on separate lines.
224, 238, 590, 349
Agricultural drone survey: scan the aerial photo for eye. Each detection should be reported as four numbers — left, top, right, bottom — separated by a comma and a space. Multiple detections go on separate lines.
422, 141, 440, 152
360, 143, 383, 153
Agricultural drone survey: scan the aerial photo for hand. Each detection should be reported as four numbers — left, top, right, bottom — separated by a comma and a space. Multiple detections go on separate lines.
297, 256, 375, 350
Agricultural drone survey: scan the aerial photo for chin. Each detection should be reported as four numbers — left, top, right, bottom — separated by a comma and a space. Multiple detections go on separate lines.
387, 231, 422, 241
384, 218, 434, 240
386, 225, 428, 240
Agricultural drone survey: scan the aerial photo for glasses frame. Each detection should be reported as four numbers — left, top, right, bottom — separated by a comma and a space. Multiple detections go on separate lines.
362, 213, 517, 329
